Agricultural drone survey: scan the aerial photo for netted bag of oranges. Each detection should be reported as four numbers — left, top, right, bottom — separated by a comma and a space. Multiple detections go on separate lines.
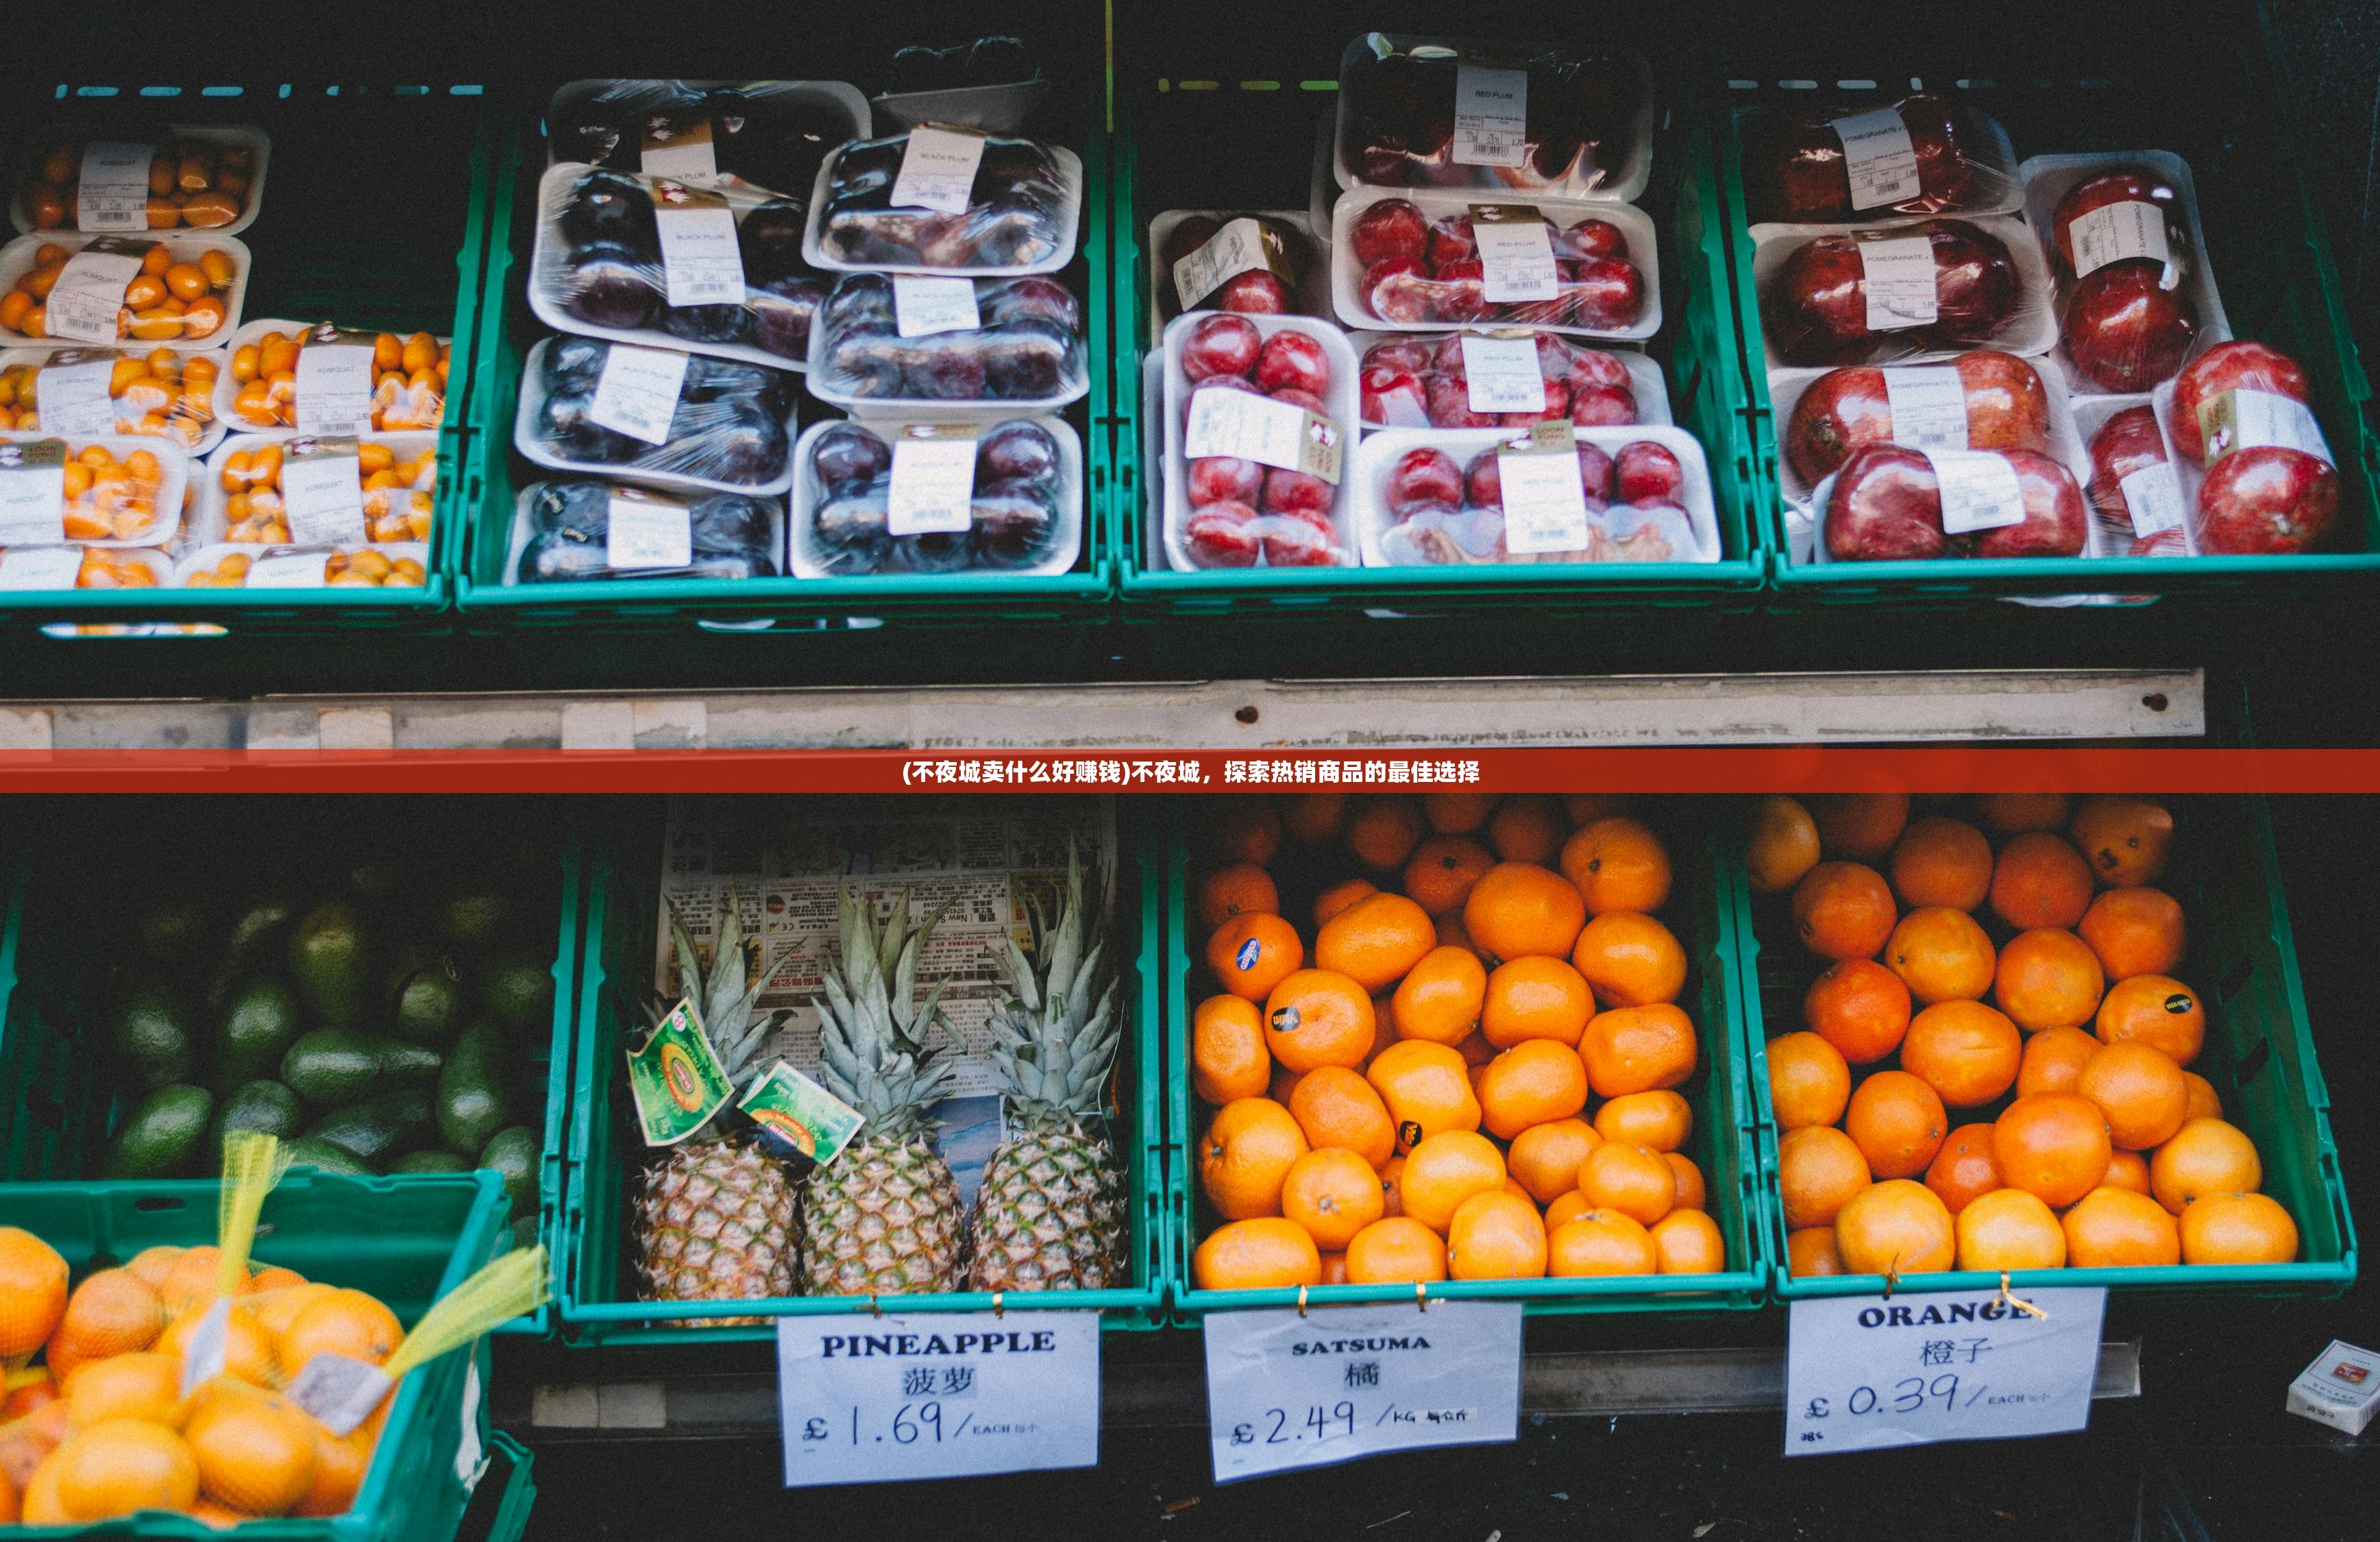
0, 243, 234, 343
0, 353, 219, 445
228, 328, 449, 433
17, 138, 258, 232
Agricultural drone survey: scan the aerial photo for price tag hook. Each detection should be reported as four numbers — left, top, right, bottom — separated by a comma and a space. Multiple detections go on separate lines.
1415, 1282, 1430, 1314
991, 1290, 1005, 1319
1296, 1285, 1309, 1319
866, 1293, 883, 1319
1993, 1271, 2048, 1321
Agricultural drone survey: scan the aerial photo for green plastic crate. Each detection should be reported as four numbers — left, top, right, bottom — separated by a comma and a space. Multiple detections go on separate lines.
1729, 793, 2356, 1298
557, 800, 1168, 1343
456, 1435, 537, 1542
0, 800, 583, 1337
1719, 0, 2380, 602
0, 75, 497, 637
0, 1168, 508, 1542
1166, 810, 1768, 1318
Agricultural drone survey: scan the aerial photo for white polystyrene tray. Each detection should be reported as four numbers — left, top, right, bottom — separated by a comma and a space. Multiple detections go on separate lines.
1351, 423, 1719, 567
502, 479, 789, 586
172, 539, 428, 588
1749, 214, 2056, 371
1347, 330, 1670, 431
1159, 309, 1362, 572
805, 278, 1088, 417
0, 427, 188, 547
0, 231, 249, 354
11, 125, 273, 238
1765, 354, 2085, 510
787, 413, 1082, 580
2070, 389, 2198, 559
1145, 210, 1334, 339
1332, 35, 1656, 204
0, 543, 169, 588
800, 140, 1083, 278
543, 80, 870, 193
210, 318, 453, 439
513, 336, 796, 497
1329, 184, 1660, 341
2017, 150, 2233, 399
0, 345, 225, 456
191, 430, 439, 548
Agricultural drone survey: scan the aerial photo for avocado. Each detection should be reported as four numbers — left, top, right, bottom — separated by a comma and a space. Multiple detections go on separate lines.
289, 899, 371, 1029
280, 1029, 382, 1108
208, 1079, 302, 1162
434, 1026, 513, 1153
385, 943, 465, 1045
206, 894, 298, 1009
436, 889, 516, 953
101, 1084, 214, 1177
280, 1136, 373, 1177
347, 858, 408, 909
478, 1125, 540, 1219
308, 1088, 433, 1169
135, 898, 214, 975
374, 1038, 445, 1089
110, 983, 197, 1091
213, 977, 304, 1088
507, 1215, 541, 1251
476, 946, 556, 1037
390, 1149, 471, 1175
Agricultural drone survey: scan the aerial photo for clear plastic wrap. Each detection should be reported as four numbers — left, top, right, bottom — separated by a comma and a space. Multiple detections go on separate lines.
1332, 188, 1658, 339
805, 272, 1085, 413
2020, 151, 2232, 397
530, 163, 831, 369
1738, 94, 2019, 225
0, 232, 246, 350
803, 132, 1082, 276
1353, 329, 1668, 431
1148, 211, 1328, 332
197, 433, 439, 546
514, 335, 797, 495
1752, 216, 2054, 369
215, 321, 450, 435
0, 347, 222, 451
1160, 312, 1360, 570
0, 543, 168, 589
1333, 34, 1655, 202
1774, 350, 2065, 495
2152, 340, 2342, 554
2078, 397, 2192, 558
175, 542, 428, 588
544, 80, 868, 202
1352, 424, 1717, 566
791, 417, 1080, 578
0, 430, 186, 545
508, 479, 784, 584
12, 127, 271, 236
1811, 444, 2096, 563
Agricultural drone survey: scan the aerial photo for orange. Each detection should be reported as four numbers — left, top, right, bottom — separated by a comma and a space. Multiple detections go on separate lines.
1366, 1040, 1482, 1151
1198, 1099, 1309, 1220
1834, 1179, 1954, 1276
249, 1282, 335, 1347
273, 1288, 396, 1380
1883, 907, 1996, 1005
247, 1267, 305, 1297
1477, 1040, 1588, 1139
1390, 946, 1487, 1044
62, 1354, 182, 1429
1765, 1031, 1851, 1130
1562, 794, 1630, 824
0, 1228, 68, 1361
1889, 816, 1993, 911
2016, 1025, 2101, 1099
1207, 912, 1303, 1003
1544, 1190, 1591, 1232
47, 1420, 200, 1522
1343, 1218, 1448, 1284
1399, 1131, 1507, 1231
1281, 1149, 1388, 1250
1791, 861, 1896, 961
1445, 1190, 1547, 1279
1287, 1066, 1397, 1167
186, 1389, 317, 1515
1989, 832, 2094, 931
1435, 911, 1475, 951
1194, 1218, 1321, 1290
1269, 1062, 1305, 1105
1955, 1188, 2065, 1271
2102, 1149, 2152, 1195
1899, 1001, 2021, 1108
124, 1245, 186, 1292
1547, 1210, 1656, 1277
1558, 818, 1672, 915
2063, 1186, 2180, 1266
2181, 1072, 2222, 1123
1404, 835, 1496, 916
1423, 792, 1496, 834
1378, 1155, 1407, 1217
19, 1452, 69, 1527
1192, 994, 1272, 1105
46, 1269, 166, 1382
1569, 911, 1687, 1008
1, 1401, 70, 1491
1665, 1152, 1708, 1212
2078, 887, 2185, 980
0, 1471, 15, 1526
1315, 891, 1436, 992
1281, 792, 1348, 845
1462, 862, 1586, 962
2149, 1118, 2261, 1215
1480, 955, 1594, 1048
1314, 877, 1379, 928
1787, 1226, 1847, 1278
1649, 1209, 1726, 1274
1594, 1089, 1693, 1152
1345, 796, 1425, 872
1196, 862, 1280, 939
1923, 1123, 2001, 1214
2096, 975, 2204, 1064
1991, 928, 2105, 1031
1508, 1118, 1601, 1203
1976, 793, 2070, 833
1993, 1093, 2113, 1209
2076, 1042, 2188, 1151
291, 1423, 369, 1518
1845, 1070, 1947, 1178
1455, 1031, 1495, 1068
1264, 969, 1376, 1073
1802, 958, 1911, 1064
1318, 1251, 1350, 1285
1578, 1003, 1697, 1098
3, 1371, 58, 1421
2068, 796, 2174, 888
1212, 800, 1282, 866
1745, 795, 1821, 895
1576, 1140, 1673, 1227
1486, 796, 1566, 865
1778, 1126, 1871, 1230
1810, 792, 1909, 861
2179, 1192, 2298, 1265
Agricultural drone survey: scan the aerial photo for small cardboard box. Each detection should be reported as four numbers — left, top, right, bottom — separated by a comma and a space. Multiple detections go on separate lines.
2286, 1341, 2380, 1436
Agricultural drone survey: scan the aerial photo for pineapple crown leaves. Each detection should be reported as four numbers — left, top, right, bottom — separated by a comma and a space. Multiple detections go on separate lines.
663, 889, 792, 1090
814, 884, 966, 1131
987, 843, 1122, 1123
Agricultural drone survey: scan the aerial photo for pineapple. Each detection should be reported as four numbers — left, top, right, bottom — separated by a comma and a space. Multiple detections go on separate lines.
631, 892, 798, 1318
801, 887, 968, 1297
967, 850, 1129, 1291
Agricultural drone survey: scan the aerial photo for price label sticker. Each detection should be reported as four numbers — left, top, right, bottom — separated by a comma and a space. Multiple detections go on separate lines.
2117, 461, 2187, 537
2198, 389, 2331, 467
894, 277, 982, 339
778, 1310, 1101, 1486
1452, 64, 1530, 168
1460, 333, 1547, 414
1785, 1286, 2107, 1455
1471, 207, 1559, 305
287, 1352, 395, 1436
36, 358, 119, 436
605, 493, 694, 572
245, 552, 330, 588
0, 440, 69, 544
0, 545, 82, 589
652, 184, 745, 308
1204, 1301, 1521, 1484
179, 1297, 232, 1397
2069, 200, 2174, 280
76, 142, 156, 232
295, 341, 378, 436
1830, 107, 1922, 210
1183, 387, 1341, 482
1499, 423, 1592, 554
47, 243, 147, 344
1880, 365, 1969, 452
1858, 234, 1939, 332
1929, 448, 2028, 535
890, 125, 988, 216
639, 116, 718, 182
888, 426, 979, 536
282, 439, 368, 546
1170, 217, 1286, 312
588, 343, 691, 445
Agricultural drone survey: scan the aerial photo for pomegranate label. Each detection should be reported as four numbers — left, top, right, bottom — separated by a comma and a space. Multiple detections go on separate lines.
1470, 206, 1558, 304
2117, 462, 2187, 537
894, 276, 981, 339
1880, 365, 1969, 451
891, 125, 988, 216
36, 357, 119, 437
639, 116, 718, 182
589, 342, 692, 445
1830, 107, 1922, 210
281, 437, 368, 546
2198, 389, 2330, 467
1171, 217, 1290, 311
294, 340, 377, 436
1459, 333, 1546, 413
1928, 448, 2026, 535
75, 142, 156, 232
0, 439, 69, 545
887, 424, 979, 536
1184, 388, 1342, 482
2069, 200, 2172, 281
0, 544, 81, 589
1856, 233, 1938, 332
1452, 64, 1530, 168
245, 552, 330, 587
652, 183, 745, 307
606, 489, 694, 569
1498, 421, 1591, 554
47, 241, 147, 344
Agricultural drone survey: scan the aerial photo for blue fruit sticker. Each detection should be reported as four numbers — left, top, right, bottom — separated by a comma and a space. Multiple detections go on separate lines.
1236, 937, 1261, 972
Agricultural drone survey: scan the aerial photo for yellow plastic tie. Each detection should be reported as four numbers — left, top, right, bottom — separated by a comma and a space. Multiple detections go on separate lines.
380, 1248, 550, 1384
215, 1132, 289, 1298
1415, 1282, 1429, 1313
